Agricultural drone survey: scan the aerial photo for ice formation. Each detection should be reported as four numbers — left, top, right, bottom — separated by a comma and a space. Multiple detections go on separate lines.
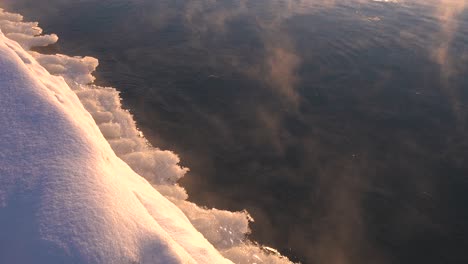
0, 8, 293, 264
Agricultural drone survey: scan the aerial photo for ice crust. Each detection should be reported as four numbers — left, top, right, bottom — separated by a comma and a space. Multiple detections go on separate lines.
0, 8, 292, 264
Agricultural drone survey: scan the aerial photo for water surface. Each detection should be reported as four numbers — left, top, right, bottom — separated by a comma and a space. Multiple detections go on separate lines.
4, 0, 468, 263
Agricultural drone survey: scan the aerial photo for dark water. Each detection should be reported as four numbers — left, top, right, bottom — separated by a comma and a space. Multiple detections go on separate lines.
4, 0, 468, 263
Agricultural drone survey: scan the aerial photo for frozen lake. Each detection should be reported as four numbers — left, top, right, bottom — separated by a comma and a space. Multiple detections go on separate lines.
5, 0, 468, 263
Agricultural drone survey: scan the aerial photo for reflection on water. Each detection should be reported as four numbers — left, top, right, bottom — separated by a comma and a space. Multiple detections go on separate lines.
4, 0, 468, 263
431, 0, 468, 130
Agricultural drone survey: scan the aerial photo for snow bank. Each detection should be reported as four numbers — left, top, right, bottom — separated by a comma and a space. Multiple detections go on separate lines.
0, 8, 293, 264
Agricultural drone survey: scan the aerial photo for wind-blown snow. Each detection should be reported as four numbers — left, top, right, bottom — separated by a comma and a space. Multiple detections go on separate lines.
0, 8, 293, 264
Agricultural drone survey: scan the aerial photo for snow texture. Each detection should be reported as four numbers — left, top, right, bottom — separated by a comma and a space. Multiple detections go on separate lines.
0, 8, 293, 264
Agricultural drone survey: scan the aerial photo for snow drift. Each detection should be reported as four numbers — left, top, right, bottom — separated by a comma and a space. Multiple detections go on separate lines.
0, 8, 292, 264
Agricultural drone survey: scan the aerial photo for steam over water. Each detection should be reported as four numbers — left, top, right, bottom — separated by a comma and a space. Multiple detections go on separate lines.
4, 0, 468, 263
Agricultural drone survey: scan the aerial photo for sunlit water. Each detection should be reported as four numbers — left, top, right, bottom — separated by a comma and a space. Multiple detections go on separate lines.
4, 0, 468, 263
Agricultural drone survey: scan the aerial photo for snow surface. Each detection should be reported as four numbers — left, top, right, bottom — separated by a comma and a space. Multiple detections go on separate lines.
0, 8, 293, 264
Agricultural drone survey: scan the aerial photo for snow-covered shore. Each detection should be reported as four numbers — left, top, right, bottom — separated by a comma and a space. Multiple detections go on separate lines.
0, 8, 292, 264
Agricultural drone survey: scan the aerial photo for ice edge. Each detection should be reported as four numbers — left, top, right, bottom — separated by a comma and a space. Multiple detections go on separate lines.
0, 7, 294, 264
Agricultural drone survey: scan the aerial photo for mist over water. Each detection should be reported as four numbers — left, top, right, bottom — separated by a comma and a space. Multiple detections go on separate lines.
4, 0, 468, 263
